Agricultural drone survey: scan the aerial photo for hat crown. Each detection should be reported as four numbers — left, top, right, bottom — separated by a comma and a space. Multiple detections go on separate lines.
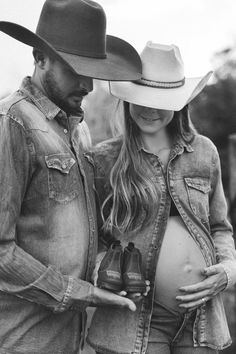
36, 0, 107, 58
141, 42, 185, 83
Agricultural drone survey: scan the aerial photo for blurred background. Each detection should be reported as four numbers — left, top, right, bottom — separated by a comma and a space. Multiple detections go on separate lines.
1, 0, 236, 353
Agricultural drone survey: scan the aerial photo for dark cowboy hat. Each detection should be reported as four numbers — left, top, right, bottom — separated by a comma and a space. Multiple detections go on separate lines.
0, 0, 142, 81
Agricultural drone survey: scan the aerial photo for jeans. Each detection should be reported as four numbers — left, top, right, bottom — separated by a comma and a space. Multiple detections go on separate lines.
147, 300, 218, 354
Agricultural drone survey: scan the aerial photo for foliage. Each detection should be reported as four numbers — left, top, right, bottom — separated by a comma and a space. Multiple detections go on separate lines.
190, 46, 236, 194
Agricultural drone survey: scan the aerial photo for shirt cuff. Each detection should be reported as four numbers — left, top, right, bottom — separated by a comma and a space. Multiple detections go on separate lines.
221, 262, 236, 289
54, 277, 94, 313
54, 276, 74, 312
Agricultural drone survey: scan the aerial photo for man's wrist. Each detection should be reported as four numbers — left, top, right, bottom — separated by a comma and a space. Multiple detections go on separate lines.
68, 278, 94, 311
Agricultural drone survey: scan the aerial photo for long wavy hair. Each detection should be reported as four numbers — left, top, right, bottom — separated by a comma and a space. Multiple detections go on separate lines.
102, 101, 196, 234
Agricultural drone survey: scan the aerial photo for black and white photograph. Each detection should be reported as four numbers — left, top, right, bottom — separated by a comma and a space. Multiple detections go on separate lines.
0, 1, 236, 354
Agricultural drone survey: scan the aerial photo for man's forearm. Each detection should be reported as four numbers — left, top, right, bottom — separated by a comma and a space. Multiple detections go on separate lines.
0, 242, 93, 311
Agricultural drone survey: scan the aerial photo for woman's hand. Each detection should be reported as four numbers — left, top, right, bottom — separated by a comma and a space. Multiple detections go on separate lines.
176, 264, 228, 311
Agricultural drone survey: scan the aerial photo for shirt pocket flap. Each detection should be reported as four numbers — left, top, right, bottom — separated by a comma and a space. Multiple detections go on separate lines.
45, 154, 76, 174
184, 177, 211, 194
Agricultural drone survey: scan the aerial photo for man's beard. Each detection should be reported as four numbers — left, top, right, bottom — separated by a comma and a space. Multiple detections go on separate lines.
43, 70, 87, 115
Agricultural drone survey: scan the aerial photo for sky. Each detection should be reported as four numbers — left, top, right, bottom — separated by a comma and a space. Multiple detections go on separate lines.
0, 0, 236, 96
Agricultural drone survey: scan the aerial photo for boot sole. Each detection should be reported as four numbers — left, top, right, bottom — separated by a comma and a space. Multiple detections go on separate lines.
97, 280, 122, 293
124, 285, 147, 293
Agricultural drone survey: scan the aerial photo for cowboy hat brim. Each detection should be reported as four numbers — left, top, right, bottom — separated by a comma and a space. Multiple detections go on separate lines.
0, 21, 142, 81
109, 72, 213, 111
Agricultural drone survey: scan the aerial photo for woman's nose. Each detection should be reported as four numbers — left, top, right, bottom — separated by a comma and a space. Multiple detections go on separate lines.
143, 107, 157, 115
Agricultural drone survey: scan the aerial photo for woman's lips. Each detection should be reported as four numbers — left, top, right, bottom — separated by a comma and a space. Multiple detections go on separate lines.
140, 115, 160, 122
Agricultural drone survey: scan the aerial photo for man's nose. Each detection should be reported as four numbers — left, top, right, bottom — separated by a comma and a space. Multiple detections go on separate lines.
78, 76, 93, 93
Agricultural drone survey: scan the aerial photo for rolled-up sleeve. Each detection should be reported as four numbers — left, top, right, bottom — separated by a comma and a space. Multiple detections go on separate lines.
0, 114, 93, 311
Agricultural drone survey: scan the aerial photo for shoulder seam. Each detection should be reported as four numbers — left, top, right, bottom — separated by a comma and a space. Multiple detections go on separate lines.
1, 112, 26, 130
0, 93, 27, 129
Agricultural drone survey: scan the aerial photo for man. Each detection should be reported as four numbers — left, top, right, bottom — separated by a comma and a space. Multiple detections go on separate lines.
0, 1, 142, 353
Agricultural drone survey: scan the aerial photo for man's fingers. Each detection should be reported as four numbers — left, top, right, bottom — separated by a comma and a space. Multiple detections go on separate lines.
126, 299, 137, 312
119, 296, 136, 311
93, 276, 98, 287
117, 290, 127, 297
92, 287, 136, 312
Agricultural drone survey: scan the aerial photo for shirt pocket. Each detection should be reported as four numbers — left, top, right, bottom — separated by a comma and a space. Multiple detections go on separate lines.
185, 177, 211, 221
45, 153, 79, 203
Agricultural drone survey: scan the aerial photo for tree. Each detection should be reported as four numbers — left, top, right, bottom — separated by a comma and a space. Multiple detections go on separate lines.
190, 45, 236, 194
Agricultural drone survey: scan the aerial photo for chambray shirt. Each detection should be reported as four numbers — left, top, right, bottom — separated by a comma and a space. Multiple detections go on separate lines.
87, 135, 236, 354
0, 77, 97, 354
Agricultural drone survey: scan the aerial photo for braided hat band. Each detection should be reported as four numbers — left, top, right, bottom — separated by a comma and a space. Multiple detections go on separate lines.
135, 77, 185, 89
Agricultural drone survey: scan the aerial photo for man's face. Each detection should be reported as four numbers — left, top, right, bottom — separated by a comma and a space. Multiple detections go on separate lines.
42, 58, 93, 115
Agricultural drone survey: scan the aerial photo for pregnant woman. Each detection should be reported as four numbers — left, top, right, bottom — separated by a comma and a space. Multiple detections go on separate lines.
87, 42, 236, 354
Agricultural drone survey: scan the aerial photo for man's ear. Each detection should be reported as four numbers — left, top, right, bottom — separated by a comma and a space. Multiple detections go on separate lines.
32, 49, 48, 69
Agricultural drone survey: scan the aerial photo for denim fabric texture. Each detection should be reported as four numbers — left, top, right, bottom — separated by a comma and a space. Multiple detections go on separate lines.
87, 136, 236, 354
0, 77, 97, 354
146, 300, 218, 354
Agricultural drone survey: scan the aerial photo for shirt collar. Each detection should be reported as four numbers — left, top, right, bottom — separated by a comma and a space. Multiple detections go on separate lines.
137, 135, 194, 155
176, 136, 194, 153
19, 76, 63, 121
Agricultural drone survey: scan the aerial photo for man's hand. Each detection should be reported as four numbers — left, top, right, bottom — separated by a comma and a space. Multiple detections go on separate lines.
176, 264, 227, 311
90, 252, 150, 310
90, 286, 136, 311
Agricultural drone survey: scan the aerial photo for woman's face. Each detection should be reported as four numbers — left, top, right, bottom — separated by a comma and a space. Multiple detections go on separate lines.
129, 104, 174, 135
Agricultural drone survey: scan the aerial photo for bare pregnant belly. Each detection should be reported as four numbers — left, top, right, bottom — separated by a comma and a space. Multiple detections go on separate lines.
154, 216, 207, 312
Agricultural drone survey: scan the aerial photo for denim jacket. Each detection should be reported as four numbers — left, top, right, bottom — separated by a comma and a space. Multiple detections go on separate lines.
0, 77, 97, 354
87, 135, 236, 353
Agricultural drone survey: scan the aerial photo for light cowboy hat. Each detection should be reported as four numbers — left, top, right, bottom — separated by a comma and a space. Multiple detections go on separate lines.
0, 0, 142, 81
109, 42, 212, 110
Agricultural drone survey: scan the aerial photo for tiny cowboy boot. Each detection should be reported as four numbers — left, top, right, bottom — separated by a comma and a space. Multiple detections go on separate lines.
97, 240, 123, 292
123, 242, 146, 294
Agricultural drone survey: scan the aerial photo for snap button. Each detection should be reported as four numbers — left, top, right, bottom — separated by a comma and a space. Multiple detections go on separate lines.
64, 129, 68, 134
62, 163, 67, 169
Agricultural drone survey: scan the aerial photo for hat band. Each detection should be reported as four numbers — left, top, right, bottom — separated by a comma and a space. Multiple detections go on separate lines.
135, 77, 185, 89
51, 44, 107, 59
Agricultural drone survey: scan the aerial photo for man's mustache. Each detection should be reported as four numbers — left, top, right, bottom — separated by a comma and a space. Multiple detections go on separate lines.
70, 89, 89, 97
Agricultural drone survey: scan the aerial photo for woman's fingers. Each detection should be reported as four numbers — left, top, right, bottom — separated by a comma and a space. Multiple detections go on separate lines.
178, 296, 209, 310
179, 267, 227, 294
202, 264, 225, 276
176, 264, 228, 310
179, 277, 212, 293
176, 291, 209, 308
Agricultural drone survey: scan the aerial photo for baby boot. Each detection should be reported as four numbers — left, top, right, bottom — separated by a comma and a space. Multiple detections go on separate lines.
123, 242, 146, 293
97, 240, 123, 292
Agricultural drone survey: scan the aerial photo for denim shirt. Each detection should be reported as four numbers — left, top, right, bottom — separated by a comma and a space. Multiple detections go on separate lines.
87, 135, 236, 353
0, 77, 97, 354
